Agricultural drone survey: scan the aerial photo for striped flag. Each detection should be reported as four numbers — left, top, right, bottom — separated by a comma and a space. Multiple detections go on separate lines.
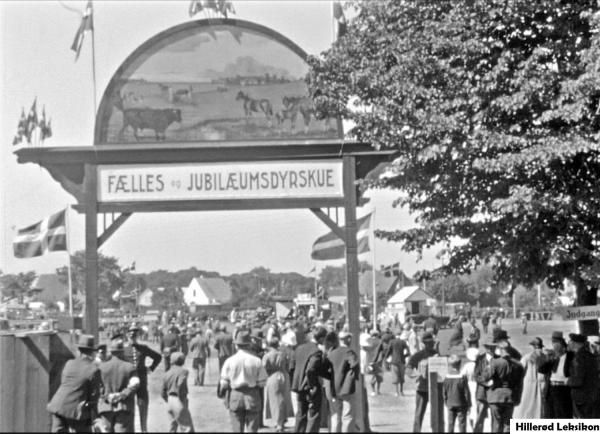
311, 213, 371, 261
13, 209, 68, 258
382, 262, 401, 277
333, 1, 347, 39
71, 0, 93, 61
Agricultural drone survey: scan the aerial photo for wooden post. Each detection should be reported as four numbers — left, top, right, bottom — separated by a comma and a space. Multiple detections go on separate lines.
343, 155, 365, 430
84, 164, 99, 339
429, 371, 444, 432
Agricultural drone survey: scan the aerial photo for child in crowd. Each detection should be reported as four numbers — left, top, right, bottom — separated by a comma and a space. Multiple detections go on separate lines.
443, 354, 471, 433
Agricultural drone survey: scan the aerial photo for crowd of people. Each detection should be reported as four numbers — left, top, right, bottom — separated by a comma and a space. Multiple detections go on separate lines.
45, 307, 600, 433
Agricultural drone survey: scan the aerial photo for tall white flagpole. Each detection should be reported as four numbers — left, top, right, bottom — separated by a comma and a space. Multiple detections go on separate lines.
371, 209, 377, 331
65, 205, 73, 316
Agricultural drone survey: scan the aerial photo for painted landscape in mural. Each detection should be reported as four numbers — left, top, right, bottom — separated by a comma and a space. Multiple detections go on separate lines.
98, 24, 338, 143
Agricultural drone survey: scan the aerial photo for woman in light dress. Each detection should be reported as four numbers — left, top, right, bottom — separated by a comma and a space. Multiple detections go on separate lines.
513, 337, 547, 419
262, 337, 294, 432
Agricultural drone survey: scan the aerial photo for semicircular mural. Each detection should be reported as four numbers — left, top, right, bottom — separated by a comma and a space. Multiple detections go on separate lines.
95, 20, 340, 144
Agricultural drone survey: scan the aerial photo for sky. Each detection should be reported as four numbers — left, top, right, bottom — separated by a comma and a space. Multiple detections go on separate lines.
0, 1, 442, 278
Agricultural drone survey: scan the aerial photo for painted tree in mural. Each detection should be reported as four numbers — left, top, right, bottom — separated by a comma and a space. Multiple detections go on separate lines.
308, 1, 600, 332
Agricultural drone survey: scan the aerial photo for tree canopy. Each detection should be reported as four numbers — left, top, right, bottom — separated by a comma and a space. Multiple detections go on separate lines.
308, 0, 600, 330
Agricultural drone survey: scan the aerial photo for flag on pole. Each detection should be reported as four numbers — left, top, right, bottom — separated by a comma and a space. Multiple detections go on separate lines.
39, 106, 53, 141
71, 0, 93, 61
25, 98, 38, 143
189, 0, 234, 18
13, 209, 68, 258
333, 1, 347, 39
382, 262, 401, 277
311, 213, 371, 261
12, 108, 29, 145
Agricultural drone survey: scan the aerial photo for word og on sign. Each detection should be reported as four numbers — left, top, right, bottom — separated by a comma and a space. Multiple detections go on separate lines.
97, 160, 344, 202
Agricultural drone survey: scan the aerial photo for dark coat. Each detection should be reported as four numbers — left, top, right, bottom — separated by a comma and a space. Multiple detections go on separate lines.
97, 356, 138, 414
327, 345, 359, 398
161, 332, 181, 354
214, 332, 234, 358
474, 353, 494, 402
122, 342, 161, 385
483, 356, 524, 405
291, 342, 330, 393
567, 347, 600, 406
47, 356, 103, 421
162, 365, 189, 402
384, 338, 410, 366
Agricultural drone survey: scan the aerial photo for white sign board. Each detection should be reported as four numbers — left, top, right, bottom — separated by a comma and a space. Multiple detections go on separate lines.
558, 305, 600, 321
428, 356, 448, 382
97, 160, 344, 202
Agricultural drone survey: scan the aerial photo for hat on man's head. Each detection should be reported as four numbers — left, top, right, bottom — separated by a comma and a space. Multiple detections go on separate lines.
493, 329, 509, 342
529, 337, 544, 349
76, 334, 97, 351
170, 351, 185, 365
313, 326, 328, 341
466, 333, 479, 344
483, 338, 498, 349
109, 337, 124, 353
569, 333, 587, 344
421, 332, 435, 343
128, 323, 141, 333
370, 329, 380, 337
234, 330, 253, 347
551, 331, 564, 341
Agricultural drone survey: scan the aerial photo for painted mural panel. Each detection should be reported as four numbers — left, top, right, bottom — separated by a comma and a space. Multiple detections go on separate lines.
97, 22, 339, 144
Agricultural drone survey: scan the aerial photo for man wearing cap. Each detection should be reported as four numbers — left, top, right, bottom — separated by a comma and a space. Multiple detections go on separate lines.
567, 333, 600, 418
123, 323, 162, 433
406, 331, 438, 432
538, 331, 573, 418
384, 329, 411, 397
328, 330, 360, 433
292, 326, 332, 433
161, 325, 181, 372
189, 328, 210, 386
97, 336, 140, 433
162, 352, 194, 432
220, 330, 268, 433
473, 338, 497, 432
215, 325, 234, 372
47, 334, 103, 433
482, 340, 524, 433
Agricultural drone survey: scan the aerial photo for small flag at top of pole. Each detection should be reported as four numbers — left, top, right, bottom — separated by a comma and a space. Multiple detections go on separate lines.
333, 1, 347, 39
71, 0, 93, 61
189, 0, 235, 18
13, 98, 52, 146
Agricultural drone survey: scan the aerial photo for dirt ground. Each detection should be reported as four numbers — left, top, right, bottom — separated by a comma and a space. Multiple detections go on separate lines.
136, 318, 578, 432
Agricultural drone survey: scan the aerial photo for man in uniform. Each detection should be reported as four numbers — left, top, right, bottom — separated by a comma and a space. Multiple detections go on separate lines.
407, 332, 438, 432
219, 330, 268, 433
123, 324, 162, 432
162, 352, 194, 432
189, 328, 210, 386
482, 340, 524, 432
47, 334, 103, 433
215, 325, 234, 371
97, 336, 140, 432
292, 326, 331, 433
567, 333, 599, 418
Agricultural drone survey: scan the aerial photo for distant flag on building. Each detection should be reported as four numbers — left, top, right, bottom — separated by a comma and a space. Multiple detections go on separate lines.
71, 0, 93, 61
382, 262, 401, 277
333, 1, 347, 39
12, 108, 28, 145
311, 213, 371, 261
39, 106, 53, 141
13, 209, 68, 258
189, 0, 235, 18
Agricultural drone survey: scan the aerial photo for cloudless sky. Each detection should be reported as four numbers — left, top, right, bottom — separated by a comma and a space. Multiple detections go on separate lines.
0, 1, 442, 278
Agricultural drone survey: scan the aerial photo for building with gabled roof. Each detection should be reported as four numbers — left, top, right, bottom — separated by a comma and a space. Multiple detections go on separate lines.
182, 276, 232, 307
386, 285, 436, 323
30, 274, 68, 305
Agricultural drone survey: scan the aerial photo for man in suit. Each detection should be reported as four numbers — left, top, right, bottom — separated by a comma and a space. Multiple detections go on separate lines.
473, 340, 497, 432
493, 329, 522, 360
406, 332, 438, 433
567, 333, 600, 418
538, 331, 572, 418
162, 352, 194, 432
97, 337, 140, 433
47, 334, 103, 433
189, 328, 210, 386
214, 325, 234, 371
292, 326, 331, 433
328, 330, 360, 433
123, 324, 162, 433
483, 340, 524, 432
161, 325, 181, 372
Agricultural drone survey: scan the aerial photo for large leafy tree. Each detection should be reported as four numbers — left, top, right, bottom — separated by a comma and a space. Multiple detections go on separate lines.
308, 1, 600, 332
0, 271, 37, 302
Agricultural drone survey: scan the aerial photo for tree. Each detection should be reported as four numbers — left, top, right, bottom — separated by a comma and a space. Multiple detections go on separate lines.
0, 271, 37, 302
308, 1, 600, 333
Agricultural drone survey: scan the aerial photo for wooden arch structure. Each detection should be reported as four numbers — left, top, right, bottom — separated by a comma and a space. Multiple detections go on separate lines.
15, 18, 394, 427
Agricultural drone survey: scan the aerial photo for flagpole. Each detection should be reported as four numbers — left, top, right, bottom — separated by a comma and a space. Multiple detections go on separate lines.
331, 1, 336, 44
65, 205, 74, 316
90, 0, 98, 114
371, 208, 377, 331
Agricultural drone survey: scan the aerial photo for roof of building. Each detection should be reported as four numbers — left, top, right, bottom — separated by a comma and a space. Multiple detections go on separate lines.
31, 274, 68, 304
387, 285, 434, 304
187, 276, 232, 305
358, 270, 406, 296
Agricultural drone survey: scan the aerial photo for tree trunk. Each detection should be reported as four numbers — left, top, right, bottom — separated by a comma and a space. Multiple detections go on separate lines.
575, 278, 599, 336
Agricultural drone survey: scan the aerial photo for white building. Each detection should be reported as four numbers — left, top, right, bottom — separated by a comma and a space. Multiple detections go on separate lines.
386, 285, 436, 323
182, 276, 232, 307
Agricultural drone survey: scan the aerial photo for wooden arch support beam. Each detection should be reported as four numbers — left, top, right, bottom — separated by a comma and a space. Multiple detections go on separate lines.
97, 212, 132, 248
310, 208, 344, 240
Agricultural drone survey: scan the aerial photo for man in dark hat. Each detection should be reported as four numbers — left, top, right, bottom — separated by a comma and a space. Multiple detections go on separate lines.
493, 329, 521, 360
123, 323, 162, 433
189, 328, 210, 386
407, 331, 438, 432
292, 325, 332, 433
215, 325, 234, 372
162, 352, 194, 432
161, 324, 182, 372
482, 340, 524, 432
47, 334, 103, 433
539, 331, 572, 418
97, 336, 140, 433
567, 333, 599, 418
219, 330, 268, 433
473, 338, 497, 432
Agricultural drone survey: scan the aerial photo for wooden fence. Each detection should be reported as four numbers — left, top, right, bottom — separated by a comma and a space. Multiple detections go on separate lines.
0, 331, 74, 432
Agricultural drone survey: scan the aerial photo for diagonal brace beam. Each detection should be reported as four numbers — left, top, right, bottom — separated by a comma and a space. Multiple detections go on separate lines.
98, 212, 132, 248
310, 208, 344, 240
